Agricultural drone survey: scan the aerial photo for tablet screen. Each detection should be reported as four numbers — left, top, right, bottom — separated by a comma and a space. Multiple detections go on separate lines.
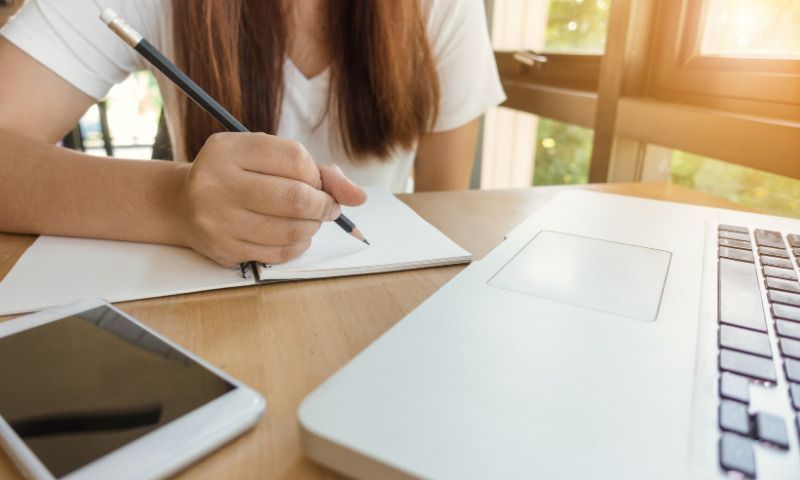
0, 306, 235, 478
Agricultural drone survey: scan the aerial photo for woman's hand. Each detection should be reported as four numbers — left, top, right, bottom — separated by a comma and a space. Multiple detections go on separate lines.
178, 132, 366, 267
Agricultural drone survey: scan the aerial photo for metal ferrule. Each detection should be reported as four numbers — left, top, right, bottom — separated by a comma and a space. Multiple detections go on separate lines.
107, 17, 143, 48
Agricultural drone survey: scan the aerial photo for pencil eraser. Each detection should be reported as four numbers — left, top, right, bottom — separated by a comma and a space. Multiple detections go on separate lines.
100, 8, 118, 25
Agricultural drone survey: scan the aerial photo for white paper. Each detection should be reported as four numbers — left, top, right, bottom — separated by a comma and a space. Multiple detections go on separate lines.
256, 187, 471, 280
0, 238, 250, 315
0, 187, 471, 315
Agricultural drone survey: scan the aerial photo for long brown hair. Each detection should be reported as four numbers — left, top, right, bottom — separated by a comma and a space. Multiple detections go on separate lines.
172, 1, 440, 162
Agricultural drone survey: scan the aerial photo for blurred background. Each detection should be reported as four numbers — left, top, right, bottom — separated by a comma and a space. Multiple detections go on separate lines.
1, 0, 798, 217
483, 0, 800, 217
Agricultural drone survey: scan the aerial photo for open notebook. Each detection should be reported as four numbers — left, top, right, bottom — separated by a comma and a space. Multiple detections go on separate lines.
0, 187, 471, 315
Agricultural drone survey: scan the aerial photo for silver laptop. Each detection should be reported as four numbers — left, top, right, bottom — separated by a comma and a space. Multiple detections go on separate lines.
299, 190, 800, 479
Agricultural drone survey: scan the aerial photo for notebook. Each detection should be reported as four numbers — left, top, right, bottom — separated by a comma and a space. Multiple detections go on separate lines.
0, 187, 471, 315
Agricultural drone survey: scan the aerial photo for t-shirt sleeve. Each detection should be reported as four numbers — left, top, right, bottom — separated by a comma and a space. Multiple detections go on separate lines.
426, 0, 506, 132
0, 0, 162, 100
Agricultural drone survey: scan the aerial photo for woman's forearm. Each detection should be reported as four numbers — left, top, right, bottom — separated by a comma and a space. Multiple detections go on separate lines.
0, 129, 190, 246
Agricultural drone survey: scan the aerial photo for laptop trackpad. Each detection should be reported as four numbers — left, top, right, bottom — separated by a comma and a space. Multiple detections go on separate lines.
488, 231, 671, 322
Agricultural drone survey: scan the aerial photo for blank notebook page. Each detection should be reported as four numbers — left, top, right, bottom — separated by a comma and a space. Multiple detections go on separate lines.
0, 237, 251, 316
0, 187, 470, 315
256, 187, 471, 280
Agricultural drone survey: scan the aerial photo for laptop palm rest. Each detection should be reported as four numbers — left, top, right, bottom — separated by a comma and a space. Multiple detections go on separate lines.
488, 231, 671, 321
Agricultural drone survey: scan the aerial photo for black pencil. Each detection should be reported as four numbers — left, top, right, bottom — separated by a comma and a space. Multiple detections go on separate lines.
99, 8, 369, 276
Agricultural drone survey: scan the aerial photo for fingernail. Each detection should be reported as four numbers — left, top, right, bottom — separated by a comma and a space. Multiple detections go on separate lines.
327, 203, 342, 221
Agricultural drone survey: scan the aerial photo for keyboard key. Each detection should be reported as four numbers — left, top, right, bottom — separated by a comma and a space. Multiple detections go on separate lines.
719, 238, 752, 250
720, 225, 749, 235
788, 233, 800, 248
794, 247, 800, 257
758, 246, 790, 258
779, 337, 800, 360
755, 229, 786, 249
720, 433, 756, 479
719, 325, 772, 358
719, 259, 767, 332
765, 277, 800, 294
720, 400, 750, 435
776, 320, 800, 340
773, 304, 800, 322
720, 230, 751, 242
763, 266, 798, 281
768, 290, 800, 308
720, 349, 776, 382
785, 358, 800, 383
791, 383, 800, 410
754, 412, 788, 449
761, 256, 793, 269
720, 372, 750, 403
719, 246, 754, 263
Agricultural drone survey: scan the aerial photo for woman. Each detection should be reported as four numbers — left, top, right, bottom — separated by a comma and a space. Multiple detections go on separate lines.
0, 0, 504, 267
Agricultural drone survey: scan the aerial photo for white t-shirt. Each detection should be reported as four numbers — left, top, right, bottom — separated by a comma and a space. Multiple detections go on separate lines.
1, 0, 506, 192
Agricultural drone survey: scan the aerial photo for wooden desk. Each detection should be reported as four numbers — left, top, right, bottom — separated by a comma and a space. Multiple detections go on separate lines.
0, 182, 753, 479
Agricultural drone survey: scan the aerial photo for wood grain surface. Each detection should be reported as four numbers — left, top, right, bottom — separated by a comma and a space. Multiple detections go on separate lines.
0, 183, 754, 479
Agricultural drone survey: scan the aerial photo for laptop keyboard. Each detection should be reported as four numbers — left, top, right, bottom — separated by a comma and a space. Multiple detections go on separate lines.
717, 225, 800, 478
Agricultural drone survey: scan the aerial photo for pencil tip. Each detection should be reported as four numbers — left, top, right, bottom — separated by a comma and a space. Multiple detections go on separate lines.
350, 227, 369, 245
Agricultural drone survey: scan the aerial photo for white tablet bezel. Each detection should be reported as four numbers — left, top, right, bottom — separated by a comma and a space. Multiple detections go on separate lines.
0, 298, 266, 480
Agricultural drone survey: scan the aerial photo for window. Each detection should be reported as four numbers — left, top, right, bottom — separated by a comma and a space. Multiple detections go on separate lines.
701, 0, 800, 58
80, 72, 162, 159
485, 0, 800, 216
648, 0, 800, 118
671, 151, 800, 218
544, 0, 610, 53
534, 118, 593, 185
480, 0, 609, 189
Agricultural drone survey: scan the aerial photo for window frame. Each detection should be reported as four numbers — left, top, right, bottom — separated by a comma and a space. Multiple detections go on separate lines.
495, 52, 600, 92
646, 0, 800, 120
490, 0, 800, 183
495, 51, 600, 129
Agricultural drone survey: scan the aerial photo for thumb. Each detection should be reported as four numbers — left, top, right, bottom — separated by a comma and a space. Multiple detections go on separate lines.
319, 164, 367, 207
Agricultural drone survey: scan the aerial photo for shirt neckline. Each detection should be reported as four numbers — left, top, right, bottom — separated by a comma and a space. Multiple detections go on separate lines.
285, 57, 330, 85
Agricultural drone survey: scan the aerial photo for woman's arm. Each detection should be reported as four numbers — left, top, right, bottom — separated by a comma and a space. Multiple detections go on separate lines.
0, 39, 365, 266
413, 118, 479, 192
0, 38, 189, 244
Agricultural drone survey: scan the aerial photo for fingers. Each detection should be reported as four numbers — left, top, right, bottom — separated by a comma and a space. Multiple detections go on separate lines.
236, 238, 312, 266
208, 132, 322, 188
198, 211, 319, 267
230, 209, 321, 246
237, 172, 341, 221
319, 164, 368, 207
187, 133, 343, 268
208, 133, 365, 216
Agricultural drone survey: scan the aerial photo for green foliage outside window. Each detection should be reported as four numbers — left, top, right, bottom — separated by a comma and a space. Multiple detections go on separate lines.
530, 0, 607, 186
138, 71, 163, 115
671, 152, 800, 218
533, 118, 592, 185
545, 0, 610, 53
531, 0, 799, 219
